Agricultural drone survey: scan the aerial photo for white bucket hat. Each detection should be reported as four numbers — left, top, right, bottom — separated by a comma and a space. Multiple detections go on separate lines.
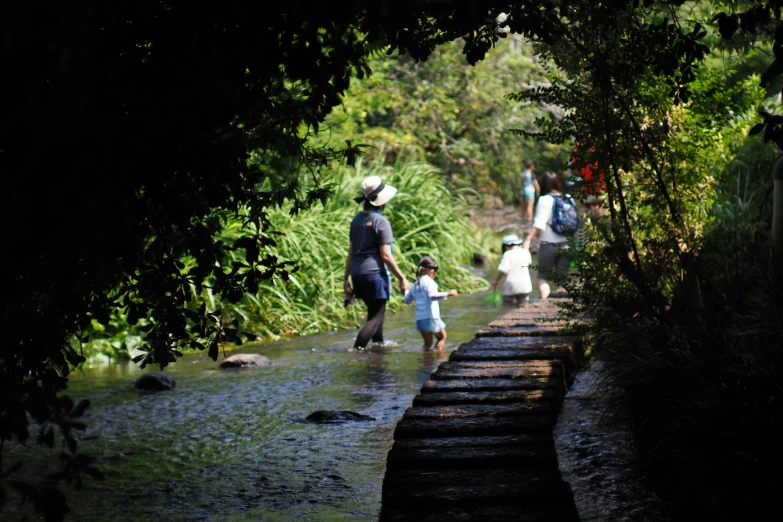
355, 176, 397, 206
502, 233, 523, 246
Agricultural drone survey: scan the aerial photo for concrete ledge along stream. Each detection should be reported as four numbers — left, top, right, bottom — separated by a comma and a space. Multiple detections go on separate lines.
380, 297, 581, 521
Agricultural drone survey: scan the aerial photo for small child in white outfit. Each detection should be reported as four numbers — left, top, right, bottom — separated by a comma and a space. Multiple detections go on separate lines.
403, 256, 457, 349
492, 234, 533, 305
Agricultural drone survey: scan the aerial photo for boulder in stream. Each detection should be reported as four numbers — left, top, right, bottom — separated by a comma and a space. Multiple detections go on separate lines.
219, 353, 270, 369
135, 372, 175, 391
305, 410, 376, 423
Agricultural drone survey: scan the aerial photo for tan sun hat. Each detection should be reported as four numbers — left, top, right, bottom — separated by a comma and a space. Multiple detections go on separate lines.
355, 176, 398, 206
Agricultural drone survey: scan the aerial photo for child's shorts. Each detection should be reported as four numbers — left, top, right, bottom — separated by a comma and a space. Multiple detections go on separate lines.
416, 318, 446, 333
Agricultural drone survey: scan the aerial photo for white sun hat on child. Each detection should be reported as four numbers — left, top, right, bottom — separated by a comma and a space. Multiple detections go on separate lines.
502, 234, 523, 246
356, 176, 398, 206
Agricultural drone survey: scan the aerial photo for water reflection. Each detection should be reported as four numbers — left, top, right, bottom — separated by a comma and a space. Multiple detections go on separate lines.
6, 291, 507, 522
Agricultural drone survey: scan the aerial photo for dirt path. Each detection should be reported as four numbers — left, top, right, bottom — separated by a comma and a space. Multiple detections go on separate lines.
468, 205, 529, 235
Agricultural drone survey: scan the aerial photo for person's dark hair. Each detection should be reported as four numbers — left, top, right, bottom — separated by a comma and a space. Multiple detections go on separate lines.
416, 256, 439, 278
539, 171, 563, 195
363, 200, 384, 211
523, 159, 534, 170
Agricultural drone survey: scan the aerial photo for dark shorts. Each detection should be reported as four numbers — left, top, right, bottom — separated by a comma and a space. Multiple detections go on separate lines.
537, 242, 570, 280
503, 294, 529, 305
351, 272, 390, 301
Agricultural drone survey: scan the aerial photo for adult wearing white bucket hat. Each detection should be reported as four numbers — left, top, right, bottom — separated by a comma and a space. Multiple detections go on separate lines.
343, 176, 409, 350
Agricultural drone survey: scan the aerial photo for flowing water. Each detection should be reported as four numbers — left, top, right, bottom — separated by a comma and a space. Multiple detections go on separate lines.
554, 361, 670, 522
6, 289, 668, 521
5, 292, 507, 522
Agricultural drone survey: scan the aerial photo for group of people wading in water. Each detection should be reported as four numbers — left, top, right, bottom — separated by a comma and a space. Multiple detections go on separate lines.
343, 163, 602, 351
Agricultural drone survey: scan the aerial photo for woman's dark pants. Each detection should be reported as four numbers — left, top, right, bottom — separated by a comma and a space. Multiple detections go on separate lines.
354, 299, 386, 348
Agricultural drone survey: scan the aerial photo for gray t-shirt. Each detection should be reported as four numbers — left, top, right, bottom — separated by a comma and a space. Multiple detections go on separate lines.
350, 211, 394, 275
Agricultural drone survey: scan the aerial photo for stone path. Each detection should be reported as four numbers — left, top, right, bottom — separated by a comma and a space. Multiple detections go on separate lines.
380, 298, 581, 521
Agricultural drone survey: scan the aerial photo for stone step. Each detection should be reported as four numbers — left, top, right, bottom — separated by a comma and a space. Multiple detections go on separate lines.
437, 360, 560, 370
381, 298, 579, 521
391, 433, 552, 449
380, 504, 580, 522
403, 403, 550, 420
421, 377, 560, 393
386, 437, 557, 470
450, 346, 573, 361
462, 335, 574, 345
382, 468, 576, 507
457, 336, 574, 351
431, 364, 562, 381
445, 353, 577, 385
394, 414, 552, 438
499, 307, 565, 314
476, 326, 563, 337
412, 389, 555, 407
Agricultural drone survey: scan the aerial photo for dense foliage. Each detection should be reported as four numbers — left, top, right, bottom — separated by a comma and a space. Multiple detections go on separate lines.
312, 36, 571, 204
7, 0, 783, 519
3, 3, 385, 516
85, 160, 490, 362
501, 2, 783, 519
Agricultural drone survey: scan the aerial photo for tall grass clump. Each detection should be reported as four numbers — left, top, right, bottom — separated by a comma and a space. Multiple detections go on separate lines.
84, 159, 491, 360
223, 158, 491, 338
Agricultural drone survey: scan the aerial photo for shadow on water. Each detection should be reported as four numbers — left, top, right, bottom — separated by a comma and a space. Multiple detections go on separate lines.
6, 291, 508, 522
554, 362, 670, 522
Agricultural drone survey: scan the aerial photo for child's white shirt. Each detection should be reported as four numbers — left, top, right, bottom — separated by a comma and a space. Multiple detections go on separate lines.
403, 274, 449, 320
497, 247, 533, 295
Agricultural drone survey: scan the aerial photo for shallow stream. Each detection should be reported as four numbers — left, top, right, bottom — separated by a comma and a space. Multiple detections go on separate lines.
6, 290, 668, 521
7, 292, 504, 521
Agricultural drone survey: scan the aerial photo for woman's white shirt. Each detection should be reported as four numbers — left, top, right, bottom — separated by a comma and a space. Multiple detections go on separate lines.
403, 274, 448, 320
533, 194, 568, 244
497, 247, 533, 296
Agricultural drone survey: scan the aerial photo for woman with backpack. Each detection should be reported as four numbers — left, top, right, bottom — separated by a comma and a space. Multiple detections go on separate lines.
521, 171, 578, 299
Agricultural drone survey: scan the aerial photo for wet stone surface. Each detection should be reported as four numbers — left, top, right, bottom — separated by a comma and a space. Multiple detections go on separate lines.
412, 389, 555, 406
134, 371, 176, 391
431, 365, 561, 380
305, 410, 376, 423
218, 353, 271, 368
383, 468, 574, 504
380, 504, 582, 522
421, 376, 560, 392
382, 299, 580, 521
394, 414, 553, 438
462, 335, 573, 348
451, 346, 573, 361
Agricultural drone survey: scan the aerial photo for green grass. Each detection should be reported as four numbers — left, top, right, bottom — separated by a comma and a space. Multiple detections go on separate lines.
84, 159, 493, 359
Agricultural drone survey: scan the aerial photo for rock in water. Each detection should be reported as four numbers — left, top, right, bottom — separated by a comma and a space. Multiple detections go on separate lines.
305, 410, 376, 423
135, 372, 175, 391
219, 353, 270, 368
